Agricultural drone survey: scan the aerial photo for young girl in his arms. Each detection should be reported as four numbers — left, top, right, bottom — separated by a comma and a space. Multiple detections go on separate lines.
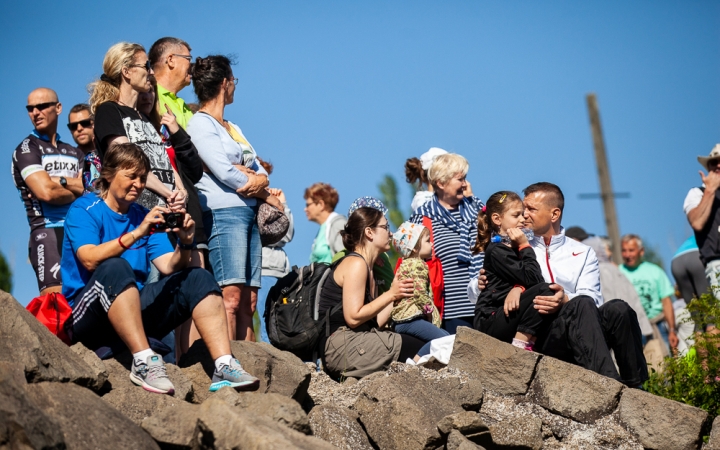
391, 222, 450, 342
471, 191, 556, 351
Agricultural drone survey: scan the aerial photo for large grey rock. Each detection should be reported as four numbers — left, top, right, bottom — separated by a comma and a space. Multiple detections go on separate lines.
437, 411, 492, 448
0, 291, 103, 390
354, 364, 484, 450
448, 327, 540, 395
706, 416, 720, 450
105, 356, 195, 402
447, 430, 487, 450
180, 362, 213, 403
0, 362, 65, 449
26, 381, 160, 449
617, 388, 708, 450
180, 340, 311, 403
70, 342, 109, 391
308, 404, 374, 450
210, 387, 311, 434
102, 387, 189, 426
528, 356, 624, 423
488, 414, 542, 450
143, 397, 337, 450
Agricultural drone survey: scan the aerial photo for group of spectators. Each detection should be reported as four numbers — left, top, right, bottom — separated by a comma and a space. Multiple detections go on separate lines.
10, 34, 718, 396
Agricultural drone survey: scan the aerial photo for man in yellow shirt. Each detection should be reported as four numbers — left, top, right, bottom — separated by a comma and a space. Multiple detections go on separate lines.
148, 37, 195, 129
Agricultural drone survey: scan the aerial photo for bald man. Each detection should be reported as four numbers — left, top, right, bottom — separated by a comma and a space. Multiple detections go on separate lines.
12, 88, 84, 295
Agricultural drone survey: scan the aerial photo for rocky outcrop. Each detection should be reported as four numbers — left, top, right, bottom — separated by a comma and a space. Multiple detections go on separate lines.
0, 292, 105, 390
706, 416, 720, 450
308, 404, 374, 450
179, 340, 311, 403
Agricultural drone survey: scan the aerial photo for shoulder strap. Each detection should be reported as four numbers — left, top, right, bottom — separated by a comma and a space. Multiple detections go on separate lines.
323, 252, 373, 336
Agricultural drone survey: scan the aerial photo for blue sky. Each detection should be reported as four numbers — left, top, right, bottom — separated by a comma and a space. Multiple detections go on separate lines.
1, 1, 718, 304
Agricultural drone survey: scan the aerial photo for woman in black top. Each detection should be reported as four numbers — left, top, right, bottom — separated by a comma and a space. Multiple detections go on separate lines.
89, 42, 187, 212
472, 191, 556, 351
317, 206, 425, 379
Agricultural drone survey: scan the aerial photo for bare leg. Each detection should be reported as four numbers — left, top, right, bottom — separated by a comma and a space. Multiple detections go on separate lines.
40, 285, 63, 296
192, 293, 231, 360
237, 286, 257, 342
107, 286, 150, 354
222, 284, 242, 341
176, 319, 202, 356
514, 331, 536, 343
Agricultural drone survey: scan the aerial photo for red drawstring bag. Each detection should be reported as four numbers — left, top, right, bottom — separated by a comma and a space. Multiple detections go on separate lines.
26, 292, 72, 345
394, 216, 446, 319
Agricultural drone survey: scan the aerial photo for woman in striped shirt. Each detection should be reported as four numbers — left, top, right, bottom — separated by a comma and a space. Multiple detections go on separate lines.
410, 153, 484, 334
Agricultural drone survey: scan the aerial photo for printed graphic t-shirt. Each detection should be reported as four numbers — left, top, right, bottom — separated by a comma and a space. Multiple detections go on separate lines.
12, 132, 84, 229
94, 102, 175, 209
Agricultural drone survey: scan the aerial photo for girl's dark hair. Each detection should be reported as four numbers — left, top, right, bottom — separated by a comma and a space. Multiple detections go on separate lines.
191, 55, 233, 105
405, 157, 428, 188
341, 207, 383, 252
473, 191, 522, 254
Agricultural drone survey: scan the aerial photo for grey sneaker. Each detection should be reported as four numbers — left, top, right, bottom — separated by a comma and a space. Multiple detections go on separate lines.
129, 354, 175, 395
209, 358, 260, 392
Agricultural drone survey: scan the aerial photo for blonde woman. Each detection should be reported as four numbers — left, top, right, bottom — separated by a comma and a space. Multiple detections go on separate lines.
90, 42, 186, 212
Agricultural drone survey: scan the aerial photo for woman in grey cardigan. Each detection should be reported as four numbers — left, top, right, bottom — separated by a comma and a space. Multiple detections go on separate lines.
187, 55, 283, 342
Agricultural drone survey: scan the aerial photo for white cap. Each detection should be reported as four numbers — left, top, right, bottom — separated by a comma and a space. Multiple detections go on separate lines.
420, 147, 448, 171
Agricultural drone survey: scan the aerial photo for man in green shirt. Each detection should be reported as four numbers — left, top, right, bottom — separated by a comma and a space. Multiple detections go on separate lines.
619, 234, 679, 350
148, 37, 195, 129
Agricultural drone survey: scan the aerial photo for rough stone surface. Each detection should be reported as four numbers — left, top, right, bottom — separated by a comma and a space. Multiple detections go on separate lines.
0, 363, 65, 449
528, 356, 624, 424
448, 327, 540, 395
25, 381, 160, 449
142, 401, 200, 449
105, 356, 195, 402
308, 404, 374, 450
617, 388, 708, 450
180, 340, 311, 403
436, 411, 489, 436
354, 363, 484, 450
488, 414, 542, 450
447, 429, 486, 450
102, 386, 189, 426
210, 387, 311, 434
0, 291, 103, 390
706, 416, 720, 450
70, 342, 109, 391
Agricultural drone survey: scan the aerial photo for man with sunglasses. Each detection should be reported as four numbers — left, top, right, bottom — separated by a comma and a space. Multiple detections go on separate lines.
685, 145, 720, 309
149, 37, 194, 129
67, 104, 95, 154
12, 88, 84, 296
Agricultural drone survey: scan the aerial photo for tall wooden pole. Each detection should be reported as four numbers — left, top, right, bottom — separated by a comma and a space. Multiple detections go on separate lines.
586, 93, 623, 265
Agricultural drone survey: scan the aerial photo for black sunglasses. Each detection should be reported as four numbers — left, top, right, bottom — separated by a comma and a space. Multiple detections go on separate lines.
26, 102, 58, 113
129, 60, 152, 72
67, 119, 93, 131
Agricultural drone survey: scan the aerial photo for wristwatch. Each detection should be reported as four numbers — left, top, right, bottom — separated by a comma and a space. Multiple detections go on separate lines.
177, 241, 195, 251
59, 177, 67, 188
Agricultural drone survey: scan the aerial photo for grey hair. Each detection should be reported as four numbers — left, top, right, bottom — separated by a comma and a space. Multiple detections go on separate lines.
621, 234, 644, 250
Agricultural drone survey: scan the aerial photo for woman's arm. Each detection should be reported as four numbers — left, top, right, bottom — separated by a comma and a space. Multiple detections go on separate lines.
188, 117, 250, 190
338, 257, 413, 328
168, 127, 204, 184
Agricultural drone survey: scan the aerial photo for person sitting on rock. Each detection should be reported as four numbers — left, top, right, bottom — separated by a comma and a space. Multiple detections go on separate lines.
471, 191, 556, 351
60, 142, 260, 395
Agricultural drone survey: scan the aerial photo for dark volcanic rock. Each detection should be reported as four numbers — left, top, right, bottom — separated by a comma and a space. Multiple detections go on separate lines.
210, 387, 311, 434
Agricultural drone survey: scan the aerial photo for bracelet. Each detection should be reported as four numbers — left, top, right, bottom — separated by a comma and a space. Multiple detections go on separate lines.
118, 231, 147, 250
177, 241, 195, 251
513, 285, 526, 293
517, 243, 532, 251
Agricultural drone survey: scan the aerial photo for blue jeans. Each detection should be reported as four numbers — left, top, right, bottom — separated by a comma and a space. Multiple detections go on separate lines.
442, 316, 474, 334
255, 275, 278, 343
394, 318, 450, 343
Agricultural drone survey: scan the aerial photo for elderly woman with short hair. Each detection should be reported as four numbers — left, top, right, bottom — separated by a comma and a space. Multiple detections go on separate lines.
410, 153, 484, 334
304, 182, 347, 263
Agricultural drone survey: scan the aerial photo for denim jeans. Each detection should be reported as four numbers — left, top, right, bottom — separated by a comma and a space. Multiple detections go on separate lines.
394, 318, 450, 343
255, 275, 278, 343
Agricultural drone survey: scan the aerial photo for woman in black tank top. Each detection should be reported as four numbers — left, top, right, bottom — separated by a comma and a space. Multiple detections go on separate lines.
318, 206, 426, 379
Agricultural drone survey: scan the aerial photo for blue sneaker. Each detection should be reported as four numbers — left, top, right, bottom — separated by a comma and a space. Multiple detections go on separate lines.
209, 358, 260, 392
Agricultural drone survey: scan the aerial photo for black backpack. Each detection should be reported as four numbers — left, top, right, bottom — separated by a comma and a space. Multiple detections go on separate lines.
264, 262, 334, 360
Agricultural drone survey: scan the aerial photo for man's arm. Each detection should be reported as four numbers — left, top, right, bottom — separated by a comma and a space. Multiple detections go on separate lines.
572, 248, 603, 306
25, 172, 78, 204
661, 296, 679, 349
687, 171, 720, 231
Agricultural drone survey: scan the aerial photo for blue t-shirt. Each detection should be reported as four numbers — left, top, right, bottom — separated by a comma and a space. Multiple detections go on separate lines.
61, 194, 174, 304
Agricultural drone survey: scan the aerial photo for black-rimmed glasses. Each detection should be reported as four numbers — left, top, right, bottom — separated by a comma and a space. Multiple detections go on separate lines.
26, 102, 58, 113
171, 54, 192, 61
376, 224, 391, 231
129, 61, 152, 72
67, 119, 93, 131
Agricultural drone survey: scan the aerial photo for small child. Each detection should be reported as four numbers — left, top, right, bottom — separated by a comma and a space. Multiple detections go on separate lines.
391, 222, 450, 342
471, 191, 555, 351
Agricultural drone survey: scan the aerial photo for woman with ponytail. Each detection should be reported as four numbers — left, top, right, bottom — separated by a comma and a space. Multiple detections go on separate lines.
90, 42, 188, 213
471, 191, 556, 351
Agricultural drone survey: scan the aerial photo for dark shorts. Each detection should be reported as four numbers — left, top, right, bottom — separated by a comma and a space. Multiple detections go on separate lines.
29, 227, 63, 291
69, 257, 221, 350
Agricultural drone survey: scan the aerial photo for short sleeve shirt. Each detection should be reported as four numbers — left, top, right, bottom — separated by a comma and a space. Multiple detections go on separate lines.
11, 133, 83, 229
619, 261, 675, 319
60, 193, 174, 303
684, 187, 704, 216
94, 102, 175, 209
157, 84, 194, 130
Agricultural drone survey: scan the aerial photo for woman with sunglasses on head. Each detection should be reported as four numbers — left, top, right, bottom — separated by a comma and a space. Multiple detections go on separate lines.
90, 42, 187, 213
187, 55, 283, 342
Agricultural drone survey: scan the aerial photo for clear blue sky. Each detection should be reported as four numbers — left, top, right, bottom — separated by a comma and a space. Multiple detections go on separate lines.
1, 1, 718, 304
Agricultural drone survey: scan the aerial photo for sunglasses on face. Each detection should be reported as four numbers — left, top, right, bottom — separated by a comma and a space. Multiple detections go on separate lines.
67, 119, 93, 131
26, 102, 58, 113
129, 60, 152, 72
